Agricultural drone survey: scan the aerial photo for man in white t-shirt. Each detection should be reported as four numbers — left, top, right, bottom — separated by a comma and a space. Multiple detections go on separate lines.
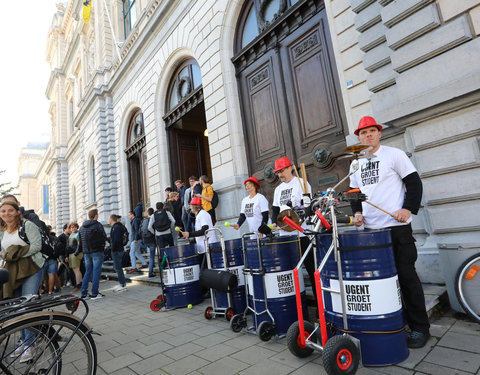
349, 116, 430, 349
271, 157, 315, 297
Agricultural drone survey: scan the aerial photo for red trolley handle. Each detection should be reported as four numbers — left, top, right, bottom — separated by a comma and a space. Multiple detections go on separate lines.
315, 210, 331, 230
282, 216, 304, 233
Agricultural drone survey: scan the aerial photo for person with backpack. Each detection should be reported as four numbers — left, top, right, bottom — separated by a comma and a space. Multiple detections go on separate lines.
57, 223, 74, 287
108, 214, 128, 292
148, 202, 176, 250
66, 222, 83, 291
195, 175, 217, 225
127, 203, 148, 274
42, 226, 62, 295
141, 208, 157, 278
75, 209, 107, 300
165, 192, 182, 246
0, 200, 45, 362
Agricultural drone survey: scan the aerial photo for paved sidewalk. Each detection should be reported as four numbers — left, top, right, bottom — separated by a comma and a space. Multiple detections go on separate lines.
73, 280, 479, 375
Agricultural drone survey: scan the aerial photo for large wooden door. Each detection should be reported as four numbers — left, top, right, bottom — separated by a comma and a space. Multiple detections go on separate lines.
234, 1, 350, 200
169, 130, 208, 184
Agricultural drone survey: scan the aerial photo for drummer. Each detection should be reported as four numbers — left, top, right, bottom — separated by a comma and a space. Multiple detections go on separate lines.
232, 177, 270, 235
179, 197, 216, 269
271, 156, 316, 297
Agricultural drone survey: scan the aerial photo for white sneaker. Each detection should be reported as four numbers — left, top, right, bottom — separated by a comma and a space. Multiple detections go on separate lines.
10, 343, 24, 358
19, 346, 34, 363
114, 285, 127, 293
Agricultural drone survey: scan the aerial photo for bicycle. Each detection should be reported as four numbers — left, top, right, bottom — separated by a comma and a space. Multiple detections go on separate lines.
455, 252, 480, 323
0, 269, 98, 375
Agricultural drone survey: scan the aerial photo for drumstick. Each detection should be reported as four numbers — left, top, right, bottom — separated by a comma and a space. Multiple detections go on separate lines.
365, 201, 395, 218
300, 163, 308, 194
293, 164, 308, 194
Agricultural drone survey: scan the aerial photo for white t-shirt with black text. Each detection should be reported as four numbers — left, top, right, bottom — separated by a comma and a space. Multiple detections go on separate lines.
240, 193, 269, 233
194, 209, 216, 254
273, 176, 312, 236
349, 145, 417, 229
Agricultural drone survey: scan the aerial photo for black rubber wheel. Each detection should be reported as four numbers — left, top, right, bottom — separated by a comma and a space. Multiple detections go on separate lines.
287, 320, 317, 358
230, 314, 246, 333
455, 253, 480, 323
322, 335, 360, 375
257, 321, 275, 342
225, 307, 235, 321
204, 306, 214, 320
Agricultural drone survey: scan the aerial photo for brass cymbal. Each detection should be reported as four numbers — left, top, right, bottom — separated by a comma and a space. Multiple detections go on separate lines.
277, 209, 302, 232
342, 144, 370, 153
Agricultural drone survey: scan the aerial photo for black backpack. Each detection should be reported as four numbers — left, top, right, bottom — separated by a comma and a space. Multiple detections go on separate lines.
153, 210, 170, 231
18, 219, 55, 259
88, 224, 106, 252
119, 223, 129, 246
211, 189, 219, 209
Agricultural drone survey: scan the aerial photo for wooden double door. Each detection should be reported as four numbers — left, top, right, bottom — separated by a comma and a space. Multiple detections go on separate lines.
234, 2, 350, 200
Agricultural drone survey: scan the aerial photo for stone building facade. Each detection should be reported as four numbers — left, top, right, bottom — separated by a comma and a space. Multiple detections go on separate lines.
37, 0, 480, 290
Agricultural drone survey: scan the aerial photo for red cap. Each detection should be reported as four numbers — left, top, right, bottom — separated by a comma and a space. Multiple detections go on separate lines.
244, 176, 260, 187
354, 116, 383, 136
274, 157, 293, 172
189, 197, 202, 206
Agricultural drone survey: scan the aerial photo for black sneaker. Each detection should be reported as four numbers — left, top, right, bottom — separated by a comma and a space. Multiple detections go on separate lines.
407, 330, 430, 348
89, 293, 105, 300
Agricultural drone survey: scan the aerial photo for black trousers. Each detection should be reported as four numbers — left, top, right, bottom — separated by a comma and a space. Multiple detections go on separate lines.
389, 224, 430, 333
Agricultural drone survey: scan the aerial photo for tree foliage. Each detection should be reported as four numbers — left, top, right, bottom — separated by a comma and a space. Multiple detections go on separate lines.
0, 170, 17, 197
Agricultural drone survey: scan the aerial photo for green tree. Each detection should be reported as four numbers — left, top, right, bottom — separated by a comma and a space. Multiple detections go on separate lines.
0, 170, 17, 197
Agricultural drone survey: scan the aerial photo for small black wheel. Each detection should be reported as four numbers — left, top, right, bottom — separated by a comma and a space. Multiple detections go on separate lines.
204, 306, 214, 320
230, 314, 246, 333
258, 321, 275, 342
287, 320, 317, 358
225, 307, 235, 321
322, 335, 360, 375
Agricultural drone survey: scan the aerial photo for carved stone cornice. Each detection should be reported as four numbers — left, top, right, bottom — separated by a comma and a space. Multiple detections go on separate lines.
124, 136, 146, 157
162, 87, 204, 128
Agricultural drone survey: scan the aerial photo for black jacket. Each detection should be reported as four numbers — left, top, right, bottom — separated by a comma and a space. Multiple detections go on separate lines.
110, 222, 127, 252
77, 220, 107, 254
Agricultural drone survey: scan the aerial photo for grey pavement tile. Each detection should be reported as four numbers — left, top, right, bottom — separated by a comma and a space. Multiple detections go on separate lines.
162, 331, 203, 346
110, 367, 139, 375
288, 361, 328, 374
367, 365, 414, 374
128, 352, 176, 374
238, 359, 294, 375
225, 333, 264, 350
137, 331, 178, 346
163, 342, 205, 360
99, 352, 143, 373
191, 322, 228, 336
415, 361, 473, 375
96, 349, 115, 363
270, 347, 318, 368
108, 340, 147, 357
161, 354, 210, 375
437, 330, 480, 354
198, 357, 250, 375
191, 332, 232, 347
230, 344, 280, 365
355, 367, 387, 374
423, 346, 480, 373
396, 338, 437, 369
450, 319, 480, 336
257, 339, 288, 353
195, 342, 240, 362
135, 340, 175, 358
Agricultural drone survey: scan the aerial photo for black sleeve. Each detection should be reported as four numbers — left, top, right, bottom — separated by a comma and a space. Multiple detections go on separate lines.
272, 206, 280, 225
261, 211, 269, 225
236, 213, 246, 227
189, 225, 209, 237
77, 232, 83, 252
402, 172, 423, 214
349, 187, 363, 214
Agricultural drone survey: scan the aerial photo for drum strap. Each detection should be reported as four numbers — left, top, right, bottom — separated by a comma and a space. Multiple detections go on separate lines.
338, 243, 392, 252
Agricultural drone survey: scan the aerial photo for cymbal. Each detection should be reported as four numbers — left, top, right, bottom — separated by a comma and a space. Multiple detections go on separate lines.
342, 145, 370, 153
277, 209, 302, 232
337, 152, 376, 160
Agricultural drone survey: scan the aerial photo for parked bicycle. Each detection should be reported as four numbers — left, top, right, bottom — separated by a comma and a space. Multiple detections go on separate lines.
455, 252, 480, 323
0, 269, 98, 375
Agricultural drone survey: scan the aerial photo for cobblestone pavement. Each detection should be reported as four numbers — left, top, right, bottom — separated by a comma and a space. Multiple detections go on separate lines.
70, 280, 479, 375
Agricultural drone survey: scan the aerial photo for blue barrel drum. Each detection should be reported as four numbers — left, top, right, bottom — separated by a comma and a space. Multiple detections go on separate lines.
316, 229, 409, 366
209, 239, 247, 314
244, 235, 308, 336
161, 244, 203, 309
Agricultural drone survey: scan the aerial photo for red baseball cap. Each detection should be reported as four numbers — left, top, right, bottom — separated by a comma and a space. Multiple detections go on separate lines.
354, 116, 383, 136
189, 197, 202, 206
274, 157, 293, 173
244, 176, 260, 187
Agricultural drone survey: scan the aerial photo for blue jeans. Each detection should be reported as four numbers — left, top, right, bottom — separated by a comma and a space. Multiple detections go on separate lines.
111, 250, 126, 287
45, 259, 58, 274
130, 240, 146, 269
145, 241, 156, 276
81, 252, 104, 297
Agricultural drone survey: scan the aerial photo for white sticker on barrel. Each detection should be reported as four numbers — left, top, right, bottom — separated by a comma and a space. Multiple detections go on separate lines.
175, 264, 200, 284
329, 276, 402, 315
162, 269, 176, 286
218, 266, 245, 286
246, 270, 305, 298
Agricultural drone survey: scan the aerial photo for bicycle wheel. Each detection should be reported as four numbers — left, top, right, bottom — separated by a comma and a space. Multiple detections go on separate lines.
0, 312, 97, 375
455, 254, 480, 323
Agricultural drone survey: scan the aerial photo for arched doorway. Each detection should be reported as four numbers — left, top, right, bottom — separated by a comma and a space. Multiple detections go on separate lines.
125, 109, 149, 209
233, 0, 350, 199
